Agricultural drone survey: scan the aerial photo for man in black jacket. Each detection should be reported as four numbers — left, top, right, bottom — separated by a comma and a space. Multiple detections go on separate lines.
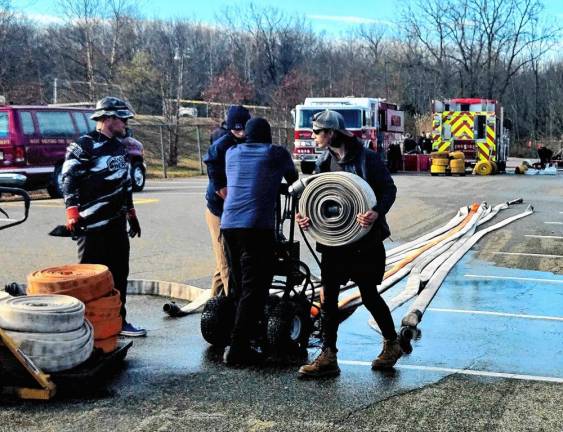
296, 110, 401, 378
203, 105, 251, 296
62, 96, 145, 337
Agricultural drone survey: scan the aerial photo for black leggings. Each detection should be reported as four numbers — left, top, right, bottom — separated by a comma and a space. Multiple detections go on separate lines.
320, 241, 397, 350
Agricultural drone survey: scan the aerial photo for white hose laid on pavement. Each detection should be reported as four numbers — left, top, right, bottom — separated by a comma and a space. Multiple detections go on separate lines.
386, 206, 469, 261
369, 228, 478, 333
365, 200, 528, 333
0, 294, 85, 333
0, 291, 11, 302
401, 205, 534, 328
295, 172, 377, 247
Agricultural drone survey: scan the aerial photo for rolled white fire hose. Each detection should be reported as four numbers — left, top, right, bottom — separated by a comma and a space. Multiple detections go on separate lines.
291, 172, 377, 247
0, 294, 85, 333
0, 294, 93, 372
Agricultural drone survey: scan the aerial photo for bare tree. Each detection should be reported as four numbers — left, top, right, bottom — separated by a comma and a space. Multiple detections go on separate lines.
402, 0, 560, 99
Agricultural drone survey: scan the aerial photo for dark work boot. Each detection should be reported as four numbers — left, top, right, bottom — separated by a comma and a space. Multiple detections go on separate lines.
223, 345, 264, 367
298, 348, 340, 378
371, 338, 403, 370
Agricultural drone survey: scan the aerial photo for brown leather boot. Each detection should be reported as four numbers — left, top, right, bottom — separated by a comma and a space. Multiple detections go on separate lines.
298, 348, 340, 378
371, 338, 402, 369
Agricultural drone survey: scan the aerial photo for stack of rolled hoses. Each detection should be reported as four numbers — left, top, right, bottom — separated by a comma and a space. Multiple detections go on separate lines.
27, 264, 121, 353
297, 172, 377, 247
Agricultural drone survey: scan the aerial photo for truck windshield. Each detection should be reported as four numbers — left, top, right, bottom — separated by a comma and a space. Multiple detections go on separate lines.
298, 109, 361, 129
0, 112, 8, 138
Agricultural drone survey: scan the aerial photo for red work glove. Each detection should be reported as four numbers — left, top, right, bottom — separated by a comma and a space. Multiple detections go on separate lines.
127, 208, 141, 238
66, 206, 80, 233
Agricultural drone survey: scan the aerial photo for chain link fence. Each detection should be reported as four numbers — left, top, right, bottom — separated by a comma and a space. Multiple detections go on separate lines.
131, 117, 294, 178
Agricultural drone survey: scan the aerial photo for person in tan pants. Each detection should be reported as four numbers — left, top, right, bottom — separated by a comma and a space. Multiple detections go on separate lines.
205, 208, 230, 296
203, 105, 251, 296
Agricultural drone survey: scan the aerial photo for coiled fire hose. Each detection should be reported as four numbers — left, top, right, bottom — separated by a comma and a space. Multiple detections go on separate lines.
0, 294, 94, 372
0, 294, 85, 332
290, 172, 376, 247
27, 264, 121, 353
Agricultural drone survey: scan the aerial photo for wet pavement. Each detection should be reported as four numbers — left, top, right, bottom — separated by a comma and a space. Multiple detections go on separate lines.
1, 172, 562, 431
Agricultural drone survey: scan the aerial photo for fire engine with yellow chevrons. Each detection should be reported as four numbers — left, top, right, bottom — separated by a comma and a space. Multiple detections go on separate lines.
431, 98, 509, 173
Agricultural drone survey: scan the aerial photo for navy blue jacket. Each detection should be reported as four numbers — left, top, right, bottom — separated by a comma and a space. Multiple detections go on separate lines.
315, 138, 396, 249
203, 132, 242, 216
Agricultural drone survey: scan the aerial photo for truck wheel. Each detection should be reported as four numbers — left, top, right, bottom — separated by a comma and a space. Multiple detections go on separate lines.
267, 298, 312, 355
200, 295, 235, 347
300, 161, 315, 175
131, 161, 146, 192
47, 164, 63, 198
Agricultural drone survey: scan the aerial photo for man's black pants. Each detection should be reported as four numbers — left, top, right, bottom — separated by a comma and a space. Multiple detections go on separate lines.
320, 241, 397, 350
222, 228, 275, 349
77, 217, 130, 320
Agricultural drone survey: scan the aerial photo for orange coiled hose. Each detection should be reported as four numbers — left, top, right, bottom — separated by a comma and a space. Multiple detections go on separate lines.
86, 289, 121, 321
27, 264, 113, 303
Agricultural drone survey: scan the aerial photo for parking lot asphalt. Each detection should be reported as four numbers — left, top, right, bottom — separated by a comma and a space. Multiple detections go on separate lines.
1, 169, 562, 431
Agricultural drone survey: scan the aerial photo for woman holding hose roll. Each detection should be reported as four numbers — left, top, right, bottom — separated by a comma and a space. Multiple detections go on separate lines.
296, 110, 402, 378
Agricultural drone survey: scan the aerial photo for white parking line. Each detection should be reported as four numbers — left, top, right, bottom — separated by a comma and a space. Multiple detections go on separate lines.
339, 360, 563, 384
427, 307, 563, 322
525, 235, 563, 240
490, 252, 563, 259
545, 222, 563, 225
464, 274, 563, 284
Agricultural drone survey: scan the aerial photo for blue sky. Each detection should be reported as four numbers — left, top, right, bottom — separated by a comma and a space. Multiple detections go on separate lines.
15, 0, 563, 37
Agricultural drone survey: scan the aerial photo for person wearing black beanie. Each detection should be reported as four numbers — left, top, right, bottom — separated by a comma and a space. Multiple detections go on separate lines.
221, 117, 298, 366
203, 105, 251, 297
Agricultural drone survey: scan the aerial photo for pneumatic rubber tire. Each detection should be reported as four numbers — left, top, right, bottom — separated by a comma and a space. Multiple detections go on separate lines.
131, 161, 146, 192
267, 298, 312, 354
200, 295, 236, 347
47, 164, 64, 199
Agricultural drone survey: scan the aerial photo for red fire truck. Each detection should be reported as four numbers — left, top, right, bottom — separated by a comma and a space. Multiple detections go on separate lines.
431, 98, 509, 172
292, 97, 404, 174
